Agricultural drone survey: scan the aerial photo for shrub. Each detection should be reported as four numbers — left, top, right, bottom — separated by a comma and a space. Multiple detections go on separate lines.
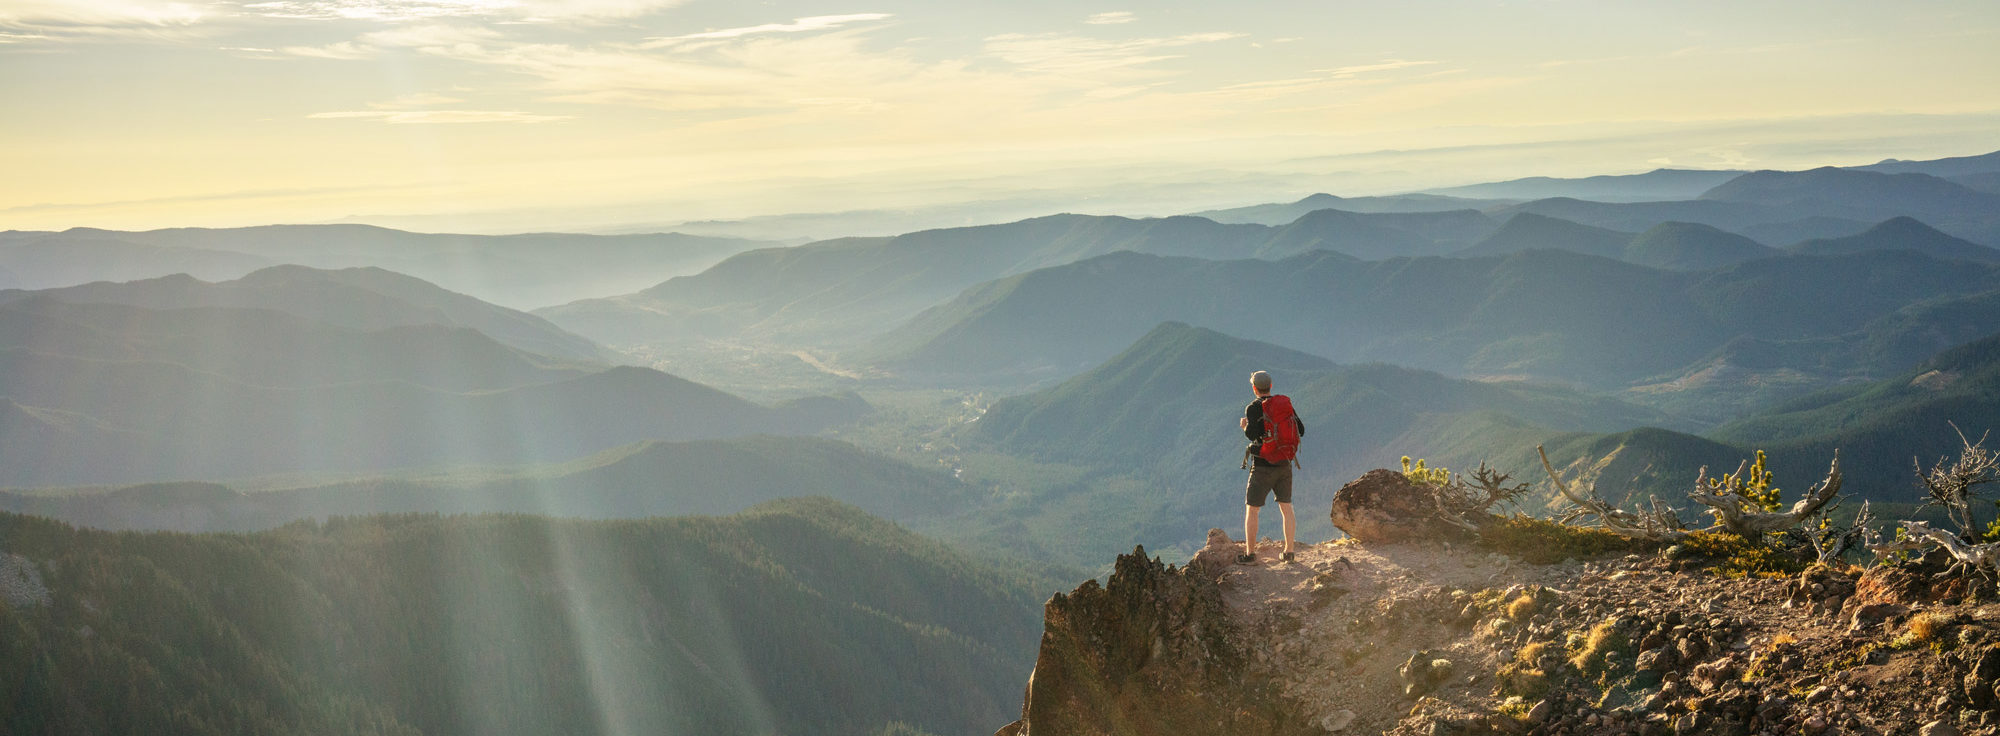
1568, 619, 1633, 676
1497, 642, 1554, 699
1679, 530, 1808, 578
1400, 456, 1453, 487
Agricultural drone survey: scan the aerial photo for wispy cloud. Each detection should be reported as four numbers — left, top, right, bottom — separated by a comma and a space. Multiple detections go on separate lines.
233, 0, 689, 21
1320, 59, 1438, 77
984, 31, 1245, 77
0, 0, 213, 42
282, 40, 372, 59
361, 23, 501, 48
1084, 11, 1134, 25
642, 13, 891, 46
308, 109, 569, 123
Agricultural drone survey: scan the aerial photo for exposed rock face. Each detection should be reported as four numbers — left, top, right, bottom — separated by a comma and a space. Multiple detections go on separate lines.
1006, 545, 1318, 736
1003, 525, 2000, 736
1328, 469, 1460, 543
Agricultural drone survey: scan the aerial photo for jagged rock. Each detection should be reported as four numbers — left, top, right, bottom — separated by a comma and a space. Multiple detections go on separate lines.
1013, 546, 1317, 736
1193, 528, 1245, 572
1847, 602, 1907, 632
1328, 469, 1462, 543
1920, 720, 1960, 736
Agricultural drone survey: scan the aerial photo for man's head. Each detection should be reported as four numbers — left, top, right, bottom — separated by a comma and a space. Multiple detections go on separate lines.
1250, 370, 1272, 396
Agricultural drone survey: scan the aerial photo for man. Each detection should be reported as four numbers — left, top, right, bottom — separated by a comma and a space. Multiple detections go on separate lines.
1239, 370, 1303, 564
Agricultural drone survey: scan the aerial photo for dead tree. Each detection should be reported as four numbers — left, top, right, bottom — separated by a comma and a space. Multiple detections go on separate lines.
1917, 424, 1999, 539
1802, 500, 1874, 567
1897, 520, 2000, 579
1688, 452, 1842, 538
1431, 462, 1532, 531
1536, 445, 1687, 540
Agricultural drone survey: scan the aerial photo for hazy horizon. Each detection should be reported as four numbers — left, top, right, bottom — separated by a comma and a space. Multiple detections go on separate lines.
4, 0, 1998, 233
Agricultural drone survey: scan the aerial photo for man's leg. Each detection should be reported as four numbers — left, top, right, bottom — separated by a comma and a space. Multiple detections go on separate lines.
1278, 502, 1297, 554
1244, 505, 1260, 558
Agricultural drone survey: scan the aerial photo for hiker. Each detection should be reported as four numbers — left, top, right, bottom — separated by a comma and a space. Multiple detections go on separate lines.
1239, 370, 1303, 564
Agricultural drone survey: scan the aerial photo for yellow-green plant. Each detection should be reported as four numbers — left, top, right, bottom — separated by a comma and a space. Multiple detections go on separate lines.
1401, 456, 1453, 487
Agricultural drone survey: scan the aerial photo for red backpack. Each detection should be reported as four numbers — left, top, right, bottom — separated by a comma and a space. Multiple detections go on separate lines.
1258, 395, 1300, 465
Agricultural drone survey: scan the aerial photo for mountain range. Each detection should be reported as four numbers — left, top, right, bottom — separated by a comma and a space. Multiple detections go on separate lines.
0, 267, 867, 486
866, 247, 2000, 395
1423, 168, 1746, 202
0, 225, 772, 310
1, 435, 969, 533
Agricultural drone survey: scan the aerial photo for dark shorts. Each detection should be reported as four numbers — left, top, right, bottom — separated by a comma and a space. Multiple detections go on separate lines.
1245, 463, 1293, 507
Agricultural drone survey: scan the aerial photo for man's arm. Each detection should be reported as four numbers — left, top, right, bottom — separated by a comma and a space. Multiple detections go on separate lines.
1243, 401, 1264, 440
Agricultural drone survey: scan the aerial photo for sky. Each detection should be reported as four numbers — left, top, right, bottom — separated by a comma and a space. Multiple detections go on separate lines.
3, 0, 1999, 233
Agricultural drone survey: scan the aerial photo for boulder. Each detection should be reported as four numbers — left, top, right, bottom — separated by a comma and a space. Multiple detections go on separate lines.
1329, 469, 1460, 543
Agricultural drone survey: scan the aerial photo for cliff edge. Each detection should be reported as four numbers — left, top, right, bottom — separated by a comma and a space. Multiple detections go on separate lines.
1001, 529, 2000, 736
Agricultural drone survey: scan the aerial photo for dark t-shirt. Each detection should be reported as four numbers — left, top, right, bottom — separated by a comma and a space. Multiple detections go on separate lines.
1244, 396, 1305, 468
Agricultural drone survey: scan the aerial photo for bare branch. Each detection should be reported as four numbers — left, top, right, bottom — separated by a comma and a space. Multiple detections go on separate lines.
1898, 520, 2000, 579
1916, 425, 1999, 539
1430, 462, 1532, 531
1536, 445, 1687, 540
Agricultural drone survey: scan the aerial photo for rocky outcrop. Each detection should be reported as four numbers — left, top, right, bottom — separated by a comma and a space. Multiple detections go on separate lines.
1003, 525, 2000, 736
1328, 469, 1462, 543
1004, 545, 1319, 736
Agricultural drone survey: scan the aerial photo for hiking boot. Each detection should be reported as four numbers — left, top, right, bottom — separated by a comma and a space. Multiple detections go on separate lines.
1236, 553, 1257, 565
1281, 551, 1296, 563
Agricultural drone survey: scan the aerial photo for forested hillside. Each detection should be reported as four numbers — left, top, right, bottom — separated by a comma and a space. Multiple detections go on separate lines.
0, 499, 1050, 736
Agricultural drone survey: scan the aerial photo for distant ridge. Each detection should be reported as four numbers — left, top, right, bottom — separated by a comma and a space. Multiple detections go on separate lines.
1786, 216, 2000, 263
1621, 221, 1779, 270
0, 265, 607, 362
9, 224, 774, 310
1424, 168, 1745, 202
1457, 212, 1633, 260
1192, 192, 1509, 225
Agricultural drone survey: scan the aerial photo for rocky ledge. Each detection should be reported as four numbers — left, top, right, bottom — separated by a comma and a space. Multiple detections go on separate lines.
999, 529, 2000, 736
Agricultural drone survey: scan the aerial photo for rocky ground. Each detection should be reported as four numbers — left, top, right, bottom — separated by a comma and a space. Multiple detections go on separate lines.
1004, 528, 2000, 736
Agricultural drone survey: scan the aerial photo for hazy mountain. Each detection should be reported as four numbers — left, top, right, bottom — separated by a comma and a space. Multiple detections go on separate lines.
1423, 168, 1745, 202
1491, 197, 1780, 234
1621, 222, 1780, 270
1699, 167, 2000, 243
948, 323, 1670, 555
1711, 331, 2000, 461
0, 353, 868, 486
1, 436, 967, 532
541, 211, 1501, 348
0, 499, 1049, 736
0, 233, 274, 288
974, 322, 1666, 470
0, 265, 607, 362
1455, 215, 1777, 270
0, 299, 592, 392
1457, 213, 1634, 260
1734, 216, 1874, 246
1192, 192, 1511, 225
26, 224, 775, 310
1785, 216, 2000, 263
1853, 149, 2000, 178
1952, 172, 2000, 196
869, 248, 2000, 391
1259, 208, 1497, 259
